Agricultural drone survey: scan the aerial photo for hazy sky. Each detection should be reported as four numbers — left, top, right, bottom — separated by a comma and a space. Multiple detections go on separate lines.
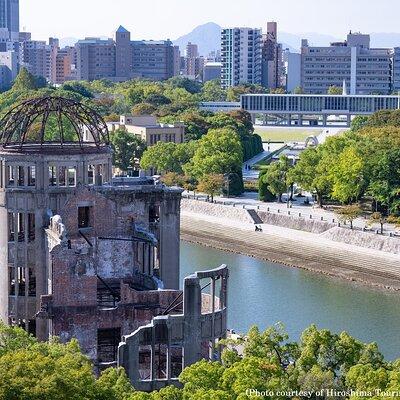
21, 0, 400, 41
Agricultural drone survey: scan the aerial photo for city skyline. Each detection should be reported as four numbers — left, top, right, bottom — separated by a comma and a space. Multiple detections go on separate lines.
20, 0, 400, 42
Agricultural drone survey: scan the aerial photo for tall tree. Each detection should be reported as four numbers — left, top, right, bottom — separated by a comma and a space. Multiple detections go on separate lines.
111, 129, 147, 172
12, 67, 37, 91
184, 128, 243, 179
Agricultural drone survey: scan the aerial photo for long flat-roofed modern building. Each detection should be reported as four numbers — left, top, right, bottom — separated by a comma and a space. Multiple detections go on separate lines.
200, 94, 400, 127
241, 93, 400, 126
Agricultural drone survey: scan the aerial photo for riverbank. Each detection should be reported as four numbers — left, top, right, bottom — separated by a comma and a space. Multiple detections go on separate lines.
181, 210, 400, 292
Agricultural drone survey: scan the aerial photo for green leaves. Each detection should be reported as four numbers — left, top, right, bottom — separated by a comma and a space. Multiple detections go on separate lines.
111, 128, 147, 172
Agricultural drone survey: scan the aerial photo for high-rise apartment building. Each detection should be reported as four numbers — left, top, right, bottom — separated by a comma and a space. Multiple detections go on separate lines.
301, 32, 392, 95
0, 0, 19, 41
55, 47, 74, 84
184, 42, 203, 77
21, 39, 58, 82
221, 27, 262, 88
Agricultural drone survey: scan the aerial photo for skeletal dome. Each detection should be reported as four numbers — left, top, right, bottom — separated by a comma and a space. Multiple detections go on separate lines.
0, 96, 110, 152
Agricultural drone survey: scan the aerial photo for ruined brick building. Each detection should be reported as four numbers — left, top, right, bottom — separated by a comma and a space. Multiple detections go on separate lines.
0, 96, 228, 388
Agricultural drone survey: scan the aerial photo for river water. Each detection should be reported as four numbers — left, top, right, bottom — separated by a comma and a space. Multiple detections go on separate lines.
180, 242, 400, 360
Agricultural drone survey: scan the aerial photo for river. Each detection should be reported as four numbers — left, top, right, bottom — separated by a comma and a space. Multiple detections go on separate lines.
180, 242, 400, 360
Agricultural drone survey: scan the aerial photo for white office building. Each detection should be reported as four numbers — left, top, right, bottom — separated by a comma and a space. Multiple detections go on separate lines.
301, 32, 392, 95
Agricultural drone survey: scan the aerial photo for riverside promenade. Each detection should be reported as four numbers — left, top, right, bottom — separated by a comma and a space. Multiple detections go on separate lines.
181, 201, 400, 292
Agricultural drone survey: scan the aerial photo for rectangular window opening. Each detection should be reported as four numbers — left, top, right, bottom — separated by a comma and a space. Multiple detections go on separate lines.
28, 166, 36, 187
78, 206, 91, 229
49, 166, 57, 186
17, 213, 25, 242
28, 214, 35, 242
8, 212, 15, 242
97, 328, 121, 364
17, 166, 24, 186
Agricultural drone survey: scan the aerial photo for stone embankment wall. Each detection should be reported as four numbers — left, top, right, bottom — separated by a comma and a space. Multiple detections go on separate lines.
181, 199, 254, 223
322, 227, 400, 254
257, 211, 334, 234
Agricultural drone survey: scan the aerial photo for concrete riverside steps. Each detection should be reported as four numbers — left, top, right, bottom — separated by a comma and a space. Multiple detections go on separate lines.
246, 209, 263, 224
181, 216, 400, 291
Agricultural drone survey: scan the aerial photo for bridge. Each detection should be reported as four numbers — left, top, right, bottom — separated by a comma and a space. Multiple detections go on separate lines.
200, 94, 400, 127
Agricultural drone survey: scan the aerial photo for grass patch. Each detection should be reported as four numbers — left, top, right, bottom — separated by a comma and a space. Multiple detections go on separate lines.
255, 128, 322, 143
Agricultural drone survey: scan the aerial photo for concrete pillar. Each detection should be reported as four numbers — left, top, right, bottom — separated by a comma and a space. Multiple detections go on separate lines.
323, 115, 328, 126
183, 275, 202, 367
159, 196, 180, 290
250, 113, 256, 124
297, 114, 302, 126
346, 114, 351, 127
0, 202, 8, 324
287, 114, 292, 126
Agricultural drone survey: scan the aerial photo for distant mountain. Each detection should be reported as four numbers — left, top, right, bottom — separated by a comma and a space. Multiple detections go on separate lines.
173, 22, 221, 56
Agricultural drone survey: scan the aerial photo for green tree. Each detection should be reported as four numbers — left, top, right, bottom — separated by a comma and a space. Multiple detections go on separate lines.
327, 85, 342, 95
111, 129, 147, 172
197, 174, 225, 202
290, 147, 331, 207
161, 172, 185, 187
351, 115, 369, 132
261, 155, 293, 202
368, 212, 387, 234
132, 102, 157, 116
62, 81, 94, 98
141, 141, 197, 174
335, 204, 362, 229
184, 128, 243, 180
331, 146, 365, 204
201, 79, 227, 102
293, 86, 304, 94
12, 67, 37, 91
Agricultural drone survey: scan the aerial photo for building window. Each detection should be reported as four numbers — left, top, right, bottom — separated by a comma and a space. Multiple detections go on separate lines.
97, 328, 121, 363
28, 267, 36, 297
88, 165, 94, 185
78, 206, 91, 229
7, 165, 15, 186
17, 166, 24, 186
17, 213, 25, 242
28, 166, 36, 187
17, 266, 25, 296
67, 167, 76, 187
49, 166, 57, 186
58, 166, 66, 187
9, 267, 15, 295
28, 214, 35, 242
8, 213, 15, 242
